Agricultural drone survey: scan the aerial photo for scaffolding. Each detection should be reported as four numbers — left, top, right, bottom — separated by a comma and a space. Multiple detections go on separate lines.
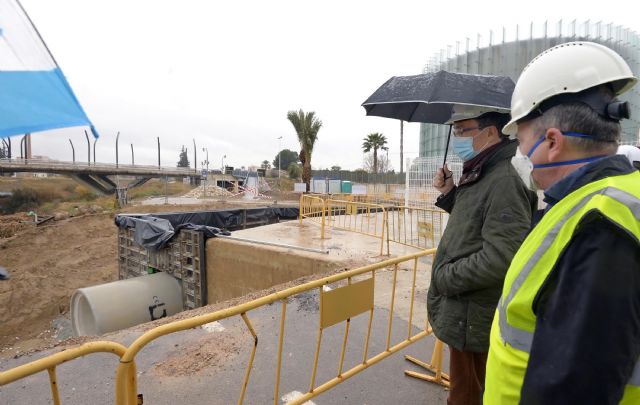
420, 19, 640, 156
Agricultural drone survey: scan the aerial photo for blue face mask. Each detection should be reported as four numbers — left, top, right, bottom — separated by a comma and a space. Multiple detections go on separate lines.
525, 131, 607, 169
452, 136, 478, 161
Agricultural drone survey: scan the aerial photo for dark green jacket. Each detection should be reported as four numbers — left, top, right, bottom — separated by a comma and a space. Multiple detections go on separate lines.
427, 139, 537, 353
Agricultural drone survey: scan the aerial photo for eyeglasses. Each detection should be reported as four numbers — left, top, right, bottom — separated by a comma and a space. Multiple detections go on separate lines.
452, 126, 484, 137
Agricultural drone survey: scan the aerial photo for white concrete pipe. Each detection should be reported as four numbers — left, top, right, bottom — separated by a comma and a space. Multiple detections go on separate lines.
71, 272, 183, 336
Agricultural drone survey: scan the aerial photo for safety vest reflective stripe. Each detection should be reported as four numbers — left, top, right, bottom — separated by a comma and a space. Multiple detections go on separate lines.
498, 186, 640, 385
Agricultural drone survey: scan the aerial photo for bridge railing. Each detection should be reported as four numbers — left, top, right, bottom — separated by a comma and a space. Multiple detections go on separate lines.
0, 158, 196, 173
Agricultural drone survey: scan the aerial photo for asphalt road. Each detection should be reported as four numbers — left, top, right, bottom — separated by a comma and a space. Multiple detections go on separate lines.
1, 290, 450, 405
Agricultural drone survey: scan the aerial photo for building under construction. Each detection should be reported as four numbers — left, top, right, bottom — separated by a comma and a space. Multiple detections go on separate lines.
419, 20, 640, 157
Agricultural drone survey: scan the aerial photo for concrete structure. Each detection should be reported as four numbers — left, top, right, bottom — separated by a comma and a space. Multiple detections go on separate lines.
419, 20, 640, 157
206, 219, 423, 304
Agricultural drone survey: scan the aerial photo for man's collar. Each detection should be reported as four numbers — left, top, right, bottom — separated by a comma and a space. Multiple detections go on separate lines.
543, 155, 634, 207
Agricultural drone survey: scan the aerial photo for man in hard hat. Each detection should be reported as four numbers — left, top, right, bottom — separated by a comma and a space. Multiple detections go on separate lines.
617, 144, 640, 169
430, 105, 537, 405
484, 42, 640, 405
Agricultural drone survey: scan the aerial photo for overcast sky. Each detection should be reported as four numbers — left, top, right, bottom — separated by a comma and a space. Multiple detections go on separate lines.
16, 0, 640, 171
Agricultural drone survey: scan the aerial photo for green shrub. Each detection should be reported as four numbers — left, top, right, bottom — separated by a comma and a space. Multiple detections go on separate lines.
3, 188, 41, 214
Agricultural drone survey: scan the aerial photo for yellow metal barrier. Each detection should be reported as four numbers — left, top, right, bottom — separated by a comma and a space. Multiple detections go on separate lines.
0, 341, 136, 405
299, 194, 326, 238
114, 249, 437, 405
326, 199, 389, 255
386, 206, 448, 250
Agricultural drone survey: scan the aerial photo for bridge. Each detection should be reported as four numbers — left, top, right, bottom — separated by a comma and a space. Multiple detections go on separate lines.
0, 158, 235, 195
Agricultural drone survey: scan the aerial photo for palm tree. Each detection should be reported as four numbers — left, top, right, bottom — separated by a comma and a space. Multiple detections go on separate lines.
362, 132, 388, 174
287, 109, 322, 192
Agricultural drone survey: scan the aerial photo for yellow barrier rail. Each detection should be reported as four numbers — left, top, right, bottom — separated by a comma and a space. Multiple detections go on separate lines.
0, 341, 135, 405
114, 249, 437, 405
299, 196, 447, 255
299, 194, 326, 238
326, 199, 390, 256
387, 206, 448, 250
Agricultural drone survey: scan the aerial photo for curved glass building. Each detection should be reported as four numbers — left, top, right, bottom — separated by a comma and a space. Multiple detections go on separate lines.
419, 20, 640, 157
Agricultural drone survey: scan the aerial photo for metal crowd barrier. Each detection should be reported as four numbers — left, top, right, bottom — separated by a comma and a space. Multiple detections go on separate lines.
113, 249, 437, 405
0, 251, 449, 404
326, 199, 389, 255
386, 206, 448, 250
299, 196, 448, 255
0, 341, 135, 405
299, 194, 327, 238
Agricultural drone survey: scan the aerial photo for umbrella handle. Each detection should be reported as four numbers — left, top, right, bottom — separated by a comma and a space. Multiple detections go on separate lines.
442, 125, 452, 178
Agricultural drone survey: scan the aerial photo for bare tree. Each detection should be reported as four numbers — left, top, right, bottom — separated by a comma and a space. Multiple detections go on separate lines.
363, 152, 393, 173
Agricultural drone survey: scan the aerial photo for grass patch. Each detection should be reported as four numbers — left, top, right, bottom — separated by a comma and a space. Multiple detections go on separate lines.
127, 179, 194, 200
0, 176, 195, 215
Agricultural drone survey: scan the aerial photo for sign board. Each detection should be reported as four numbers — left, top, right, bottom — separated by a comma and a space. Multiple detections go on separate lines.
352, 184, 367, 195
294, 183, 307, 193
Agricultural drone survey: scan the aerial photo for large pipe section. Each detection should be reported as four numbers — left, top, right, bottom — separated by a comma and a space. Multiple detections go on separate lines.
70, 272, 182, 336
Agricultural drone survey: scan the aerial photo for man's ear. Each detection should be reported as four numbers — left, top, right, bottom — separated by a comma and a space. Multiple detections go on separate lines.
545, 128, 564, 162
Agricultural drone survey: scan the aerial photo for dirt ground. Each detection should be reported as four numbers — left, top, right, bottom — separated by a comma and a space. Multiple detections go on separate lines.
0, 197, 298, 358
0, 212, 118, 354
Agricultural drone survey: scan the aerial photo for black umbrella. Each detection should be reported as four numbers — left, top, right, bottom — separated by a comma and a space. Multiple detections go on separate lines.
362, 70, 515, 165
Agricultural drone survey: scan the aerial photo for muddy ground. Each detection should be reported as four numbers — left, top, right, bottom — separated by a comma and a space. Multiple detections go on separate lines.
0, 197, 297, 358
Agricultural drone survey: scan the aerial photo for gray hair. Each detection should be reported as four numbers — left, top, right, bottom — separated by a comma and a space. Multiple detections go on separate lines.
531, 102, 620, 154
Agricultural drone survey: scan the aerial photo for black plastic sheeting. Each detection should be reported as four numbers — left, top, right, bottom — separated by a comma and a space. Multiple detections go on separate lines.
149, 206, 298, 229
114, 206, 299, 250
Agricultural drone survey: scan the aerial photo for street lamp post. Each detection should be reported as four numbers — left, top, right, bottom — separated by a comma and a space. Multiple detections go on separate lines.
277, 136, 282, 190
115, 131, 120, 168
68, 139, 75, 164
202, 147, 209, 198
221, 154, 226, 172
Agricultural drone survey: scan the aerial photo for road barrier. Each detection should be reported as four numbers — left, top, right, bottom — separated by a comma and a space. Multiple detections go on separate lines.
0, 251, 447, 405
0, 341, 135, 405
299, 194, 327, 238
326, 199, 389, 255
299, 195, 448, 254
111, 249, 436, 404
386, 206, 447, 250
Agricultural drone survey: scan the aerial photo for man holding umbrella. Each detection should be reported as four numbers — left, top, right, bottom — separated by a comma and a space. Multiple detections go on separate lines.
428, 105, 537, 405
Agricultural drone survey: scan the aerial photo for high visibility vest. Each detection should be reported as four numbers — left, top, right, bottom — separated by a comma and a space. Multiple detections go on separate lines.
484, 171, 640, 405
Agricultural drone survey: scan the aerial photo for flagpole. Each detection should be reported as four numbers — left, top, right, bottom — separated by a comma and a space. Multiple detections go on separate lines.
15, 0, 61, 68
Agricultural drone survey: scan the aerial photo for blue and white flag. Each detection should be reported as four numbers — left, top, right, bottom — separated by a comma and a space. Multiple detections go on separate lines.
0, 0, 98, 139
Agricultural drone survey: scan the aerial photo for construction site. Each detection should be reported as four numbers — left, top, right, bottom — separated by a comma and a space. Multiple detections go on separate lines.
0, 170, 456, 404
2, 1, 640, 403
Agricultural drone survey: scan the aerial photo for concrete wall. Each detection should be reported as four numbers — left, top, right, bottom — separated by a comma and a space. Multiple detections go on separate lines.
205, 239, 344, 303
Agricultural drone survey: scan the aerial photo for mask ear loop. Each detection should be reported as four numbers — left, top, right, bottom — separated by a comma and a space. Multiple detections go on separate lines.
526, 135, 546, 158
474, 126, 492, 154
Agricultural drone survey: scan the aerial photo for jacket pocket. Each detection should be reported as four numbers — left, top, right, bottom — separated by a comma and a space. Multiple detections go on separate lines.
466, 301, 497, 352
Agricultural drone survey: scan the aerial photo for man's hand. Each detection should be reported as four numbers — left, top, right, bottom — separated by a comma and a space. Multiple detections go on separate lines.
434, 164, 454, 195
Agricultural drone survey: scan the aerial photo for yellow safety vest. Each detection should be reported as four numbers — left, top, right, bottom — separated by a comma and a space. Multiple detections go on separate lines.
484, 171, 640, 405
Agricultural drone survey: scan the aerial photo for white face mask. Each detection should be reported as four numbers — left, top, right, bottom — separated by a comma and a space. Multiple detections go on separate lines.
511, 147, 536, 190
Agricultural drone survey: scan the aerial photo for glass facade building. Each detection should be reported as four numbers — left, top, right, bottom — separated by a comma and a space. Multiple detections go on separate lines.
419, 21, 640, 157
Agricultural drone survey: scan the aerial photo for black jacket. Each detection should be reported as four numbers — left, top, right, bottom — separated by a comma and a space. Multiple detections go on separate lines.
520, 155, 640, 405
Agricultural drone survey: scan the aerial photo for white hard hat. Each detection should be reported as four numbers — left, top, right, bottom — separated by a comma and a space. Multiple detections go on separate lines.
503, 41, 638, 136
617, 145, 640, 164
445, 104, 510, 125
